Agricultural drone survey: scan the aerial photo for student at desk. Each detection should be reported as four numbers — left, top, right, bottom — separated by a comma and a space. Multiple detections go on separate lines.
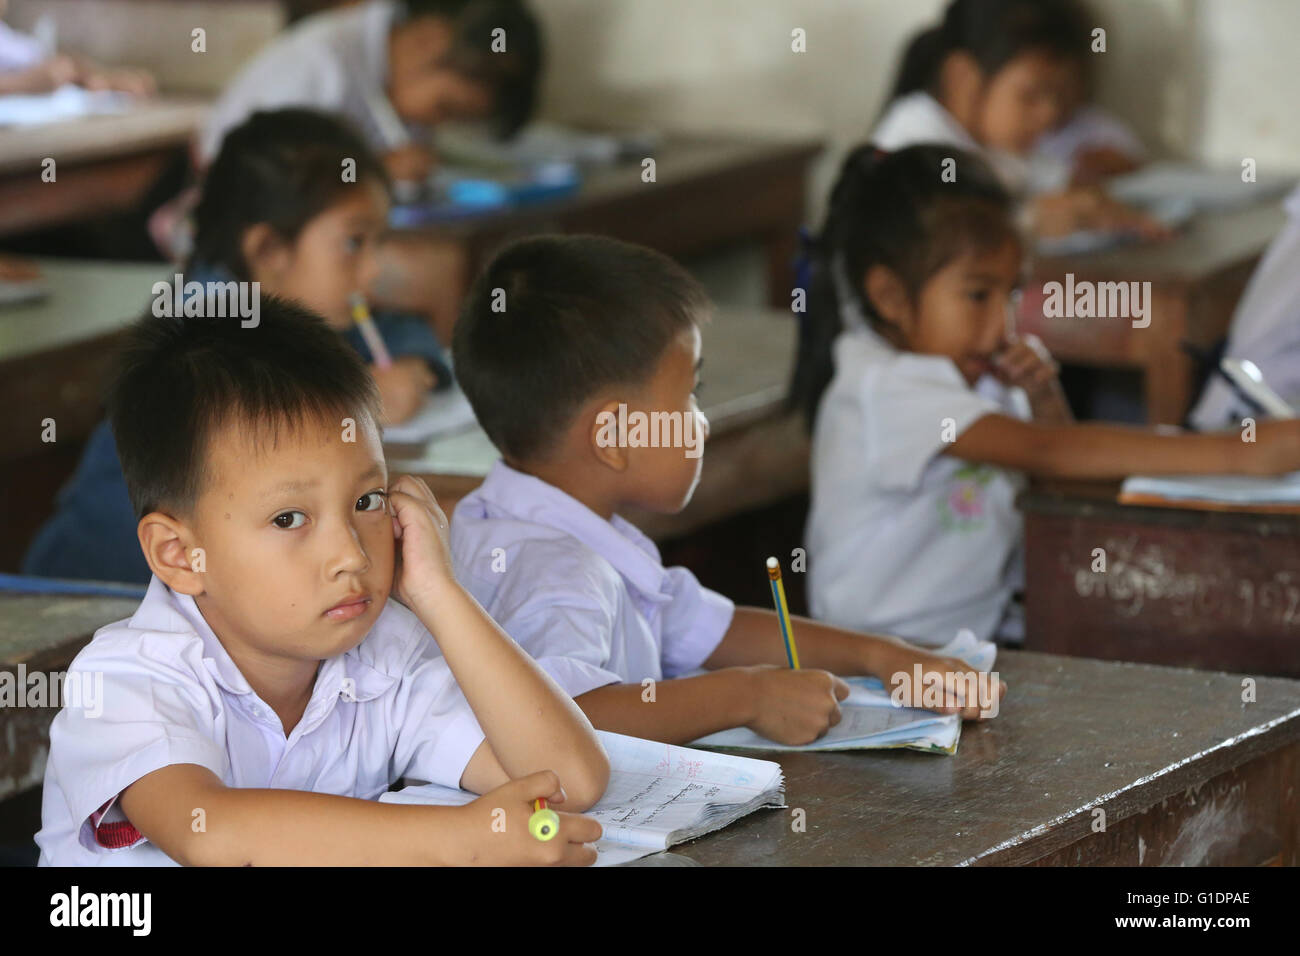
198, 0, 542, 182
448, 234, 1002, 748
875, 0, 1160, 241
23, 110, 449, 585
791, 144, 1300, 648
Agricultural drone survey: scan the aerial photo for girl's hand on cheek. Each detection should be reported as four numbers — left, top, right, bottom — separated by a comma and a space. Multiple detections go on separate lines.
388, 475, 456, 611
993, 335, 1059, 395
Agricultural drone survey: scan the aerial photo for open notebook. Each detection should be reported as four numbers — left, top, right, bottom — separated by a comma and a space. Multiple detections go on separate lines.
1120, 472, 1300, 512
691, 630, 998, 756
380, 730, 784, 866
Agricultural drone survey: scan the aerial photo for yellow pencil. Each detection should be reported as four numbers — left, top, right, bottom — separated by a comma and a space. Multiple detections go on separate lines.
766, 556, 800, 669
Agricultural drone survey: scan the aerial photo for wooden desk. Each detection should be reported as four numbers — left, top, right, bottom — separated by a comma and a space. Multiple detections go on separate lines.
1018, 481, 1300, 677
0, 99, 207, 237
386, 305, 810, 541
0, 258, 166, 569
386, 135, 822, 333
0, 592, 142, 800
672, 649, 1300, 866
1019, 200, 1289, 425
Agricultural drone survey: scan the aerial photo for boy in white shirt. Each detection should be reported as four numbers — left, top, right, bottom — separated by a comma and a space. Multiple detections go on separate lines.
199, 0, 541, 179
450, 235, 1004, 748
36, 296, 607, 866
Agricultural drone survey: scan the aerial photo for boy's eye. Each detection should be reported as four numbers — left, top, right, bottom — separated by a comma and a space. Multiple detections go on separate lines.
345, 234, 365, 254
273, 511, 306, 530
357, 491, 387, 512
967, 290, 991, 304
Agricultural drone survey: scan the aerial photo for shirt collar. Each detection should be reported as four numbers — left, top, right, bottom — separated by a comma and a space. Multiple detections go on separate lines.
469, 460, 675, 604
131, 576, 395, 711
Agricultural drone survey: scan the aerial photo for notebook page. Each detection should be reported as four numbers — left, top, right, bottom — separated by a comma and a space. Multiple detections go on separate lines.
380, 730, 783, 865
1121, 472, 1300, 505
380, 387, 479, 444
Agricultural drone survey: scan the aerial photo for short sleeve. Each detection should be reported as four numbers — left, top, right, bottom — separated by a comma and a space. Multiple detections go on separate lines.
497, 600, 625, 698
861, 355, 1001, 491
46, 637, 228, 856
389, 635, 487, 790
658, 567, 735, 677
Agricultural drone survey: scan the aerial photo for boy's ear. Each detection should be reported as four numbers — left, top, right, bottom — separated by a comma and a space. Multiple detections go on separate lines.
863, 265, 913, 334
240, 223, 289, 283
138, 512, 206, 596
588, 398, 629, 473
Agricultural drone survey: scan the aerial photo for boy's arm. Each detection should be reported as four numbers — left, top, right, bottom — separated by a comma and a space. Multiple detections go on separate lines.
391, 476, 609, 810
574, 671, 756, 745
120, 764, 465, 866
119, 763, 600, 866
948, 414, 1300, 479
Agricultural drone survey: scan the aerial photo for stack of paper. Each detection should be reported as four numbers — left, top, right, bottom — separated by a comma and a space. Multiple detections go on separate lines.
380, 730, 784, 865
1120, 472, 1300, 510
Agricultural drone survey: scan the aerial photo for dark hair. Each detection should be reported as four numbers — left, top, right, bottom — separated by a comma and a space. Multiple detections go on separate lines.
889, 0, 1090, 101
453, 235, 711, 463
788, 144, 1018, 429
107, 297, 382, 519
403, 0, 543, 138
190, 109, 390, 280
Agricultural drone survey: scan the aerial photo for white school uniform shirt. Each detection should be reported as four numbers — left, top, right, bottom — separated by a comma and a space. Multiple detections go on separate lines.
198, 0, 407, 162
36, 576, 486, 866
451, 460, 736, 697
1188, 184, 1300, 431
806, 319, 1031, 647
871, 90, 1032, 197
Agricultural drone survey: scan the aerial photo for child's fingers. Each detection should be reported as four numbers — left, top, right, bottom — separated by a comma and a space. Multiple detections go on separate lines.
556, 811, 603, 846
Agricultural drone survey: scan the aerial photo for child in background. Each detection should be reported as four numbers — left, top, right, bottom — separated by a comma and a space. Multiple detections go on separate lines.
36, 298, 607, 866
449, 235, 1004, 748
198, 0, 542, 181
23, 109, 448, 584
791, 144, 1300, 647
876, 0, 1159, 240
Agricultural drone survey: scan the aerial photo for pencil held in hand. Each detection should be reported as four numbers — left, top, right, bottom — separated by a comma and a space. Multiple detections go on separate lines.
350, 292, 393, 368
766, 556, 800, 669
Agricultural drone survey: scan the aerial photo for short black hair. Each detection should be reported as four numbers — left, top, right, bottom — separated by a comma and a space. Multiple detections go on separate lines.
403, 0, 543, 138
107, 297, 382, 519
453, 235, 711, 463
192, 109, 390, 280
890, 0, 1091, 101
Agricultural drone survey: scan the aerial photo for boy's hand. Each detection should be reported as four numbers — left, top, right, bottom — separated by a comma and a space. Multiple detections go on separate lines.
1033, 187, 1171, 241
744, 666, 850, 745
388, 474, 456, 610
373, 355, 435, 425
451, 771, 602, 866
882, 648, 1006, 720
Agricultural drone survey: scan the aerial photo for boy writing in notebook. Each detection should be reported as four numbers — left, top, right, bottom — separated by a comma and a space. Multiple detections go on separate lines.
36, 298, 606, 866
450, 235, 1004, 746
